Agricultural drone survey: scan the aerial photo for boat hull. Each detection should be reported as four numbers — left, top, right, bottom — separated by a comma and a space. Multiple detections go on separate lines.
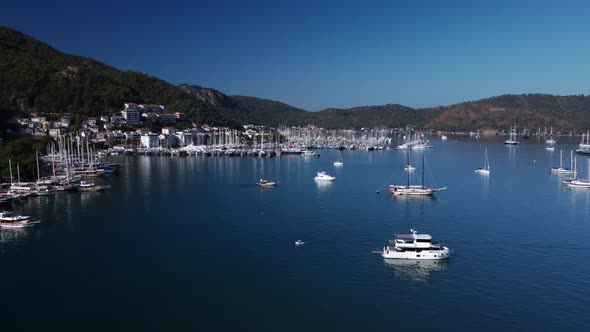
388, 186, 438, 195
0, 220, 40, 228
315, 176, 335, 181
382, 247, 450, 260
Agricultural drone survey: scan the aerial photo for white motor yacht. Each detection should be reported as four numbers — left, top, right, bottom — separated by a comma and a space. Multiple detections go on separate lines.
0, 211, 40, 228
314, 171, 335, 181
257, 179, 277, 187
302, 150, 319, 157
381, 229, 450, 260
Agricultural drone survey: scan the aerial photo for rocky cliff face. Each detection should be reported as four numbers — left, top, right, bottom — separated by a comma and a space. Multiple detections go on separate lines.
178, 84, 232, 108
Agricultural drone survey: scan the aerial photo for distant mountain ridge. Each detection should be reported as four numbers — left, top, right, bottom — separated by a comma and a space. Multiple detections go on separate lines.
2, 25, 590, 132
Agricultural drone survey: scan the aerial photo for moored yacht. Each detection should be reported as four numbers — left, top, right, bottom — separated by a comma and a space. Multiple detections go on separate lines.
257, 178, 278, 187
302, 150, 320, 157
314, 171, 335, 181
563, 157, 590, 188
0, 211, 41, 228
389, 153, 446, 196
79, 181, 109, 192
381, 229, 450, 260
504, 125, 520, 145
551, 150, 577, 175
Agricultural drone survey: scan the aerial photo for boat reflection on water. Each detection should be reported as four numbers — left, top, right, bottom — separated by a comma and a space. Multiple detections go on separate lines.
0, 228, 32, 249
388, 194, 436, 202
383, 258, 448, 282
315, 178, 334, 192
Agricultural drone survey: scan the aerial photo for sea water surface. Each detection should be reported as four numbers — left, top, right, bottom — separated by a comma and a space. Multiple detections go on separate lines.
1, 136, 590, 331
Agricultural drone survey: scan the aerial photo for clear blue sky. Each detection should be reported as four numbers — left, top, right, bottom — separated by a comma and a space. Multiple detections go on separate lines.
2, 0, 589, 111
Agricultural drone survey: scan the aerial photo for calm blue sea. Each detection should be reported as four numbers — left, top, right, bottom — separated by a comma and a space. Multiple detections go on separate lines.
1, 136, 590, 331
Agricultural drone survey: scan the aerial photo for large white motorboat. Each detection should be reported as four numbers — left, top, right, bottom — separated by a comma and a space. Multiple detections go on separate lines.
0, 211, 40, 228
314, 171, 335, 181
381, 229, 451, 260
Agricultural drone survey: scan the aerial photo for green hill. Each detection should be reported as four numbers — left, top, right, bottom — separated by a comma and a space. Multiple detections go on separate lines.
181, 84, 432, 129
2, 25, 590, 132
0, 25, 237, 127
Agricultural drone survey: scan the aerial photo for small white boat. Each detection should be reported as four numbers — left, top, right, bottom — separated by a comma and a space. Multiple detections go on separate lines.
295, 240, 304, 246
302, 150, 319, 157
334, 150, 344, 166
257, 179, 277, 187
404, 164, 416, 172
314, 171, 335, 181
381, 229, 450, 260
441, 135, 448, 140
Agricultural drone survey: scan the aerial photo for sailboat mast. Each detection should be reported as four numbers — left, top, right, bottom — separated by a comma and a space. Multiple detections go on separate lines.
36, 150, 40, 182
421, 153, 425, 189
406, 150, 410, 187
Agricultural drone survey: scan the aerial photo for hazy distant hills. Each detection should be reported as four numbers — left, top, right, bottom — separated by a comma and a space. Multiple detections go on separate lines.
2, 25, 590, 132
424, 94, 590, 133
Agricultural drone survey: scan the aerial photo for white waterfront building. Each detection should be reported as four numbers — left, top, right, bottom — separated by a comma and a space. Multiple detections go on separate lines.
175, 131, 194, 146
140, 133, 159, 148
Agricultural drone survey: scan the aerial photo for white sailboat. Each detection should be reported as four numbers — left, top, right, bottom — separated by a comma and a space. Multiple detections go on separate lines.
546, 127, 556, 144
576, 130, 590, 155
388, 153, 446, 195
333, 150, 343, 167
563, 157, 590, 188
504, 125, 520, 145
551, 150, 577, 174
474, 147, 490, 175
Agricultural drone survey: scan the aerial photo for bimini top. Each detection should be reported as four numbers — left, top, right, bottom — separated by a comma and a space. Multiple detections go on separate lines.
394, 229, 432, 241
